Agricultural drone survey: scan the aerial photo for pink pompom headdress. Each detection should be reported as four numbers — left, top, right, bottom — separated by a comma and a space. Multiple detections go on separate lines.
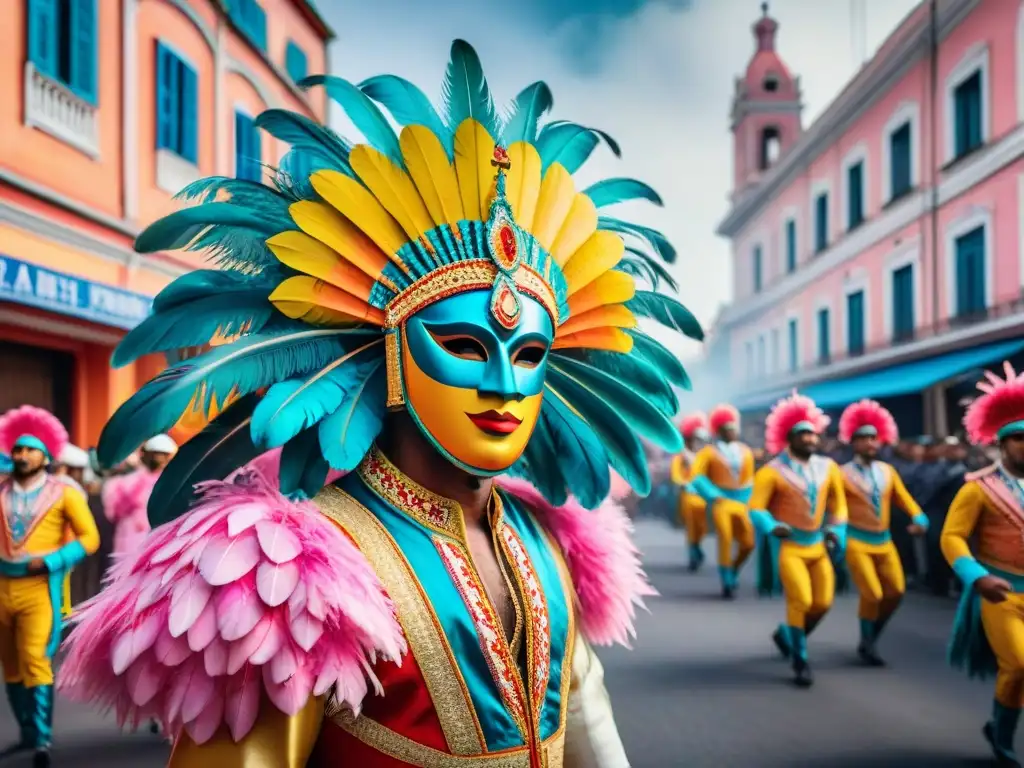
764, 391, 830, 455
838, 399, 899, 445
964, 361, 1024, 445
0, 405, 68, 460
708, 404, 739, 435
679, 412, 710, 441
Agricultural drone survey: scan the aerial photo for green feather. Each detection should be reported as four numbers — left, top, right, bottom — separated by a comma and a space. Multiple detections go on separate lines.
502, 81, 553, 146
254, 109, 353, 175
317, 360, 387, 472
627, 291, 704, 341
441, 40, 500, 139
599, 216, 676, 264
538, 391, 611, 509
579, 349, 679, 418
300, 75, 403, 167
279, 426, 329, 499
359, 74, 453, 159
627, 331, 690, 389
618, 247, 678, 291
583, 178, 662, 208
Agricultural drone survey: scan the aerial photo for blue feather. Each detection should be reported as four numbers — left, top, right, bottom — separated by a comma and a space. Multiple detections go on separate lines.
502, 81, 553, 146
300, 75, 403, 167
627, 331, 690, 389
441, 40, 499, 139
619, 246, 678, 291
583, 178, 662, 208
544, 120, 622, 157
279, 426, 329, 499
538, 391, 611, 509
98, 326, 380, 466
579, 350, 679, 418
514, 425, 568, 507
627, 291, 703, 341
150, 270, 278, 312
254, 109, 353, 175
318, 360, 387, 471
599, 216, 676, 264
535, 123, 598, 175
358, 74, 453, 159
134, 202, 281, 253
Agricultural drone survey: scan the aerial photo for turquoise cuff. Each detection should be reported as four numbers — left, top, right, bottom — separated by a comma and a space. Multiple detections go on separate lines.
953, 556, 989, 590
689, 475, 723, 503
749, 509, 782, 536
912, 513, 929, 531
826, 522, 847, 554
0, 560, 30, 578
42, 540, 87, 573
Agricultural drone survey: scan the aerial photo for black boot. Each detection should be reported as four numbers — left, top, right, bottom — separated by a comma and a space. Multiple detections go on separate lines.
0, 682, 31, 760
857, 641, 886, 667
792, 657, 814, 688
32, 749, 50, 768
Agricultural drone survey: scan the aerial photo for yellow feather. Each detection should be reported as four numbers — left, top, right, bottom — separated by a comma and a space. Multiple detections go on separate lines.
400, 126, 463, 228
561, 231, 625, 297
270, 276, 385, 326
266, 231, 376, 301
531, 164, 575, 250
567, 271, 636, 317
505, 142, 541, 230
349, 145, 434, 241
556, 305, 636, 338
271, 301, 363, 327
289, 200, 402, 285
310, 171, 410, 265
550, 193, 598, 266
454, 119, 497, 221
552, 327, 633, 353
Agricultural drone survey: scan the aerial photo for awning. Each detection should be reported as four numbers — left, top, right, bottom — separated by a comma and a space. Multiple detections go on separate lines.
734, 338, 1024, 411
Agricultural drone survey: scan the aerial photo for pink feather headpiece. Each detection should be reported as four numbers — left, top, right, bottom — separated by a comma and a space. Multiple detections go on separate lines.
0, 405, 68, 459
679, 412, 710, 440
708, 404, 739, 435
764, 391, 830, 455
838, 400, 899, 445
964, 361, 1024, 445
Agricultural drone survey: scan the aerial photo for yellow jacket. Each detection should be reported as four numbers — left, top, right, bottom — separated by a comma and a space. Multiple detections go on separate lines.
748, 456, 848, 539
690, 442, 755, 491
941, 466, 1024, 577
1, 476, 100, 565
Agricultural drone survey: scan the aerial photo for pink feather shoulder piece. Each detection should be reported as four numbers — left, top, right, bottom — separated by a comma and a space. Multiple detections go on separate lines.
496, 477, 655, 648
59, 469, 405, 745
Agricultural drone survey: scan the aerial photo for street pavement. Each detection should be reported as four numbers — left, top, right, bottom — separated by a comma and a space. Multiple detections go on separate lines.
0, 519, 1001, 766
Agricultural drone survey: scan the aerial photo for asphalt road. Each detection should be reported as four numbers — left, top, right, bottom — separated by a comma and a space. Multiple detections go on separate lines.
0, 519, 1001, 766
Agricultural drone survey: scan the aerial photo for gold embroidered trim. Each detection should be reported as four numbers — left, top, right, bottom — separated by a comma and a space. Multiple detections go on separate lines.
384, 331, 405, 409
538, 524, 576, 731
315, 486, 485, 756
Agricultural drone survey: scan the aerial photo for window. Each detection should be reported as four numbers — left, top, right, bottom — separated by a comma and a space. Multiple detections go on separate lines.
156, 43, 198, 164
757, 336, 766, 376
954, 225, 986, 317
953, 70, 983, 159
892, 264, 915, 342
787, 318, 798, 373
814, 192, 828, 253
771, 328, 780, 372
745, 342, 754, 379
752, 246, 763, 293
285, 41, 308, 84
784, 219, 797, 273
889, 122, 912, 200
846, 161, 865, 229
763, 74, 779, 92
235, 111, 262, 182
817, 308, 830, 364
760, 127, 781, 170
27, 0, 97, 103
846, 290, 865, 356
229, 0, 267, 52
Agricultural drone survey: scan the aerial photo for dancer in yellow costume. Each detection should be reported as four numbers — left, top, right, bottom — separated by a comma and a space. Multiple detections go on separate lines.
0, 406, 100, 768
944, 363, 1024, 767
671, 412, 710, 571
836, 399, 927, 667
748, 393, 846, 688
689, 404, 755, 598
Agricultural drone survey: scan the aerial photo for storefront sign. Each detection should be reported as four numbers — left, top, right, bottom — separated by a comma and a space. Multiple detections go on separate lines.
0, 254, 152, 330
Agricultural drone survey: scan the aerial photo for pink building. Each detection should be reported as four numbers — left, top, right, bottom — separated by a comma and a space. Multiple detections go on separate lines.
715, 0, 1024, 438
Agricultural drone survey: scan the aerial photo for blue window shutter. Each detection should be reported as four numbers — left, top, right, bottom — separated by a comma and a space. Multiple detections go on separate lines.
815, 193, 828, 252
753, 246, 762, 293
955, 72, 983, 158
847, 291, 864, 354
70, 0, 97, 104
167, 52, 181, 155
155, 44, 171, 151
286, 41, 308, 83
250, 121, 262, 181
28, 0, 58, 78
817, 308, 830, 362
892, 265, 914, 341
955, 226, 986, 316
181, 62, 198, 163
890, 123, 911, 199
788, 319, 798, 372
234, 112, 245, 178
785, 220, 796, 272
847, 163, 864, 228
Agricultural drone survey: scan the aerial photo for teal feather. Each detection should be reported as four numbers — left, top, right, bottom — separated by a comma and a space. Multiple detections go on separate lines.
254, 109, 353, 175
514, 425, 567, 507
549, 357, 682, 453
300, 75, 403, 167
501, 81, 553, 146
147, 394, 262, 528
615, 253, 677, 292
134, 202, 281, 253
599, 216, 676, 263
627, 290, 704, 341
627, 331, 690, 389
583, 178, 662, 208
318, 360, 386, 471
579, 350, 679, 418
173, 176, 291, 209
538, 392, 611, 509
358, 74, 453, 159
535, 123, 598, 175
441, 40, 499, 139
151, 269, 281, 312
279, 426, 329, 499
98, 326, 379, 466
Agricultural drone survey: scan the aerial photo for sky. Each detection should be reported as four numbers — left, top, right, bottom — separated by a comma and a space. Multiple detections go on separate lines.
314, 0, 920, 360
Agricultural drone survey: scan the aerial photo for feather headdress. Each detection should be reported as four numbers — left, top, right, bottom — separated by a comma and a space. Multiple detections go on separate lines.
764, 392, 829, 455
708, 404, 739, 435
679, 412, 709, 440
964, 361, 1024, 445
102, 40, 701, 524
0, 405, 68, 460
838, 399, 898, 445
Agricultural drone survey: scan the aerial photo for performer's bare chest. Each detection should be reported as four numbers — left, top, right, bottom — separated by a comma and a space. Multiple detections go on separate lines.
464, 524, 518, 645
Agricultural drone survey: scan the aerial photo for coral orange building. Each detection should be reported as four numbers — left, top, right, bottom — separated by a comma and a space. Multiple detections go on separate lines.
1, 0, 332, 448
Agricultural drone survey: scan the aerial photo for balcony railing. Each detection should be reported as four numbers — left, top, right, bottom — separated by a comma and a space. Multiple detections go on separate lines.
23, 62, 99, 157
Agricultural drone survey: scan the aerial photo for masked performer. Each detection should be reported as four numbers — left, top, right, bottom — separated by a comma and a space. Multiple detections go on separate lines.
0, 407, 100, 767
58, 39, 701, 768
670, 413, 710, 571
836, 400, 927, 667
689, 405, 755, 597
748, 393, 846, 688
943, 363, 1024, 767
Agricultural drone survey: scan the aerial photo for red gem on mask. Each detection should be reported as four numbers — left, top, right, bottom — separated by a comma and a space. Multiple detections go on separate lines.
499, 225, 517, 260
490, 280, 522, 330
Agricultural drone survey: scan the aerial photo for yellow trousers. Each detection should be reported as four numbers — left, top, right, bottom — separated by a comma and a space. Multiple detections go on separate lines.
847, 540, 905, 621
778, 541, 835, 630
681, 494, 707, 545
713, 499, 755, 571
0, 576, 55, 687
982, 593, 1024, 708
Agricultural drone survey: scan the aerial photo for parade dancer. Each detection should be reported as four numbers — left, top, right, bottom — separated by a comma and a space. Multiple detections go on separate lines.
837, 400, 928, 667
943, 363, 1024, 766
0, 407, 100, 767
58, 38, 700, 767
690, 404, 756, 597
671, 412, 710, 571
749, 393, 846, 688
